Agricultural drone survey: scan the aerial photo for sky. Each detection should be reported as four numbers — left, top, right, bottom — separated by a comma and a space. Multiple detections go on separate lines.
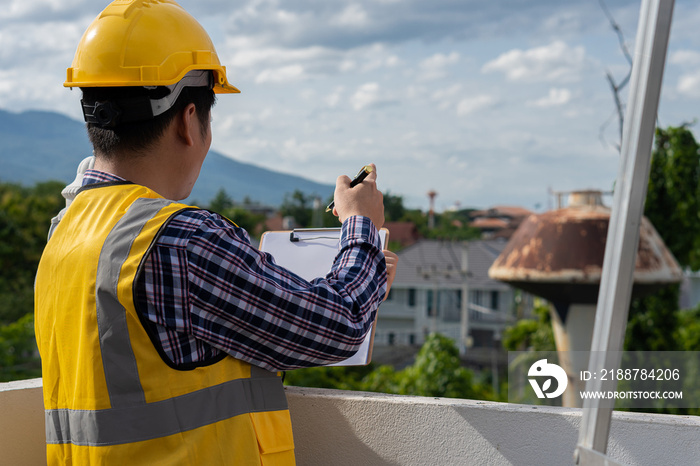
1, 0, 699, 212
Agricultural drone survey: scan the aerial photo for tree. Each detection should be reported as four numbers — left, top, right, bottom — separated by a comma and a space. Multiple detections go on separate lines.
502, 302, 555, 352
422, 209, 481, 241
391, 333, 490, 399
644, 126, 700, 269
284, 333, 498, 401
0, 180, 64, 381
625, 125, 700, 352
208, 188, 234, 213
204, 189, 268, 239
0, 181, 64, 323
383, 191, 406, 222
0, 314, 41, 382
279, 190, 316, 228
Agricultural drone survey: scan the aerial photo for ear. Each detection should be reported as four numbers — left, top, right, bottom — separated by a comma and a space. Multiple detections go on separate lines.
176, 103, 198, 147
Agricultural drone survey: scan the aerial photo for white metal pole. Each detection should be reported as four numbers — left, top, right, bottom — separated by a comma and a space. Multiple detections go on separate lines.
460, 243, 470, 354
575, 0, 675, 462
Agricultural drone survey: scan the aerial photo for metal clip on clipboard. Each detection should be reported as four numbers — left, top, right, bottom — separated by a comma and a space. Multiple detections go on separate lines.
288, 228, 342, 243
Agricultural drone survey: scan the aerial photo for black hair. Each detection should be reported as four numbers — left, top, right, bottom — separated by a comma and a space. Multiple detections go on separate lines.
81, 84, 216, 159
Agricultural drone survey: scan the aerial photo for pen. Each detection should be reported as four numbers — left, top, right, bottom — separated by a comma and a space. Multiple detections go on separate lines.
325, 165, 374, 212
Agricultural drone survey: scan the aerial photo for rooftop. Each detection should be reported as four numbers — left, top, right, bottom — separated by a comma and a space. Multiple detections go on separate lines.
394, 239, 510, 289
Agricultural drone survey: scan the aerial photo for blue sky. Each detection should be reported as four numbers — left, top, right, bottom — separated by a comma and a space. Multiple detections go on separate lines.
1, 0, 699, 211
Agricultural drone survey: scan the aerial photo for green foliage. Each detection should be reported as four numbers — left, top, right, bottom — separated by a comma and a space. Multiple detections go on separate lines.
675, 305, 700, 351
626, 125, 700, 352
283, 364, 376, 391
502, 302, 556, 352
383, 191, 406, 222
391, 203, 481, 241
280, 190, 316, 228
208, 188, 234, 213
421, 209, 481, 241
0, 313, 41, 382
645, 125, 700, 269
392, 333, 487, 398
285, 333, 498, 401
0, 180, 64, 324
277, 188, 481, 242
625, 286, 681, 351
0, 180, 63, 381
205, 188, 268, 237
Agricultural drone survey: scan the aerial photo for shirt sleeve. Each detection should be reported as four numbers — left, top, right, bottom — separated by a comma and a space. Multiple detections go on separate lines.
169, 211, 387, 371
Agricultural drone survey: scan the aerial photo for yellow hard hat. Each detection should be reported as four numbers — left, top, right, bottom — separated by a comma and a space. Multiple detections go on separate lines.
65, 0, 239, 94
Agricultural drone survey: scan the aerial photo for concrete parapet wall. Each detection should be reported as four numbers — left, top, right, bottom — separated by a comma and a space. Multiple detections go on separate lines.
286, 386, 700, 466
2, 379, 699, 465
0, 378, 45, 465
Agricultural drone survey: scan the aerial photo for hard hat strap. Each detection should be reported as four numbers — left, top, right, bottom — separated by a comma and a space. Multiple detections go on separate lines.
150, 70, 213, 117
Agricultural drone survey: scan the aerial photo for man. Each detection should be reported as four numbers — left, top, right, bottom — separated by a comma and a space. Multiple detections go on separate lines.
34, 1, 396, 464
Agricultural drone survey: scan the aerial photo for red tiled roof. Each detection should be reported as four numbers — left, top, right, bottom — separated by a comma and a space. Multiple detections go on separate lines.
469, 218, 509, 229
471, 206, 533, 219
384, 221, 421, 247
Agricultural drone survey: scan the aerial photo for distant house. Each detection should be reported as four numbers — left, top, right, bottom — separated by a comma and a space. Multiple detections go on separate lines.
376, 239, 535, 353
384, 221, 422, 249
469, 206, 533, 239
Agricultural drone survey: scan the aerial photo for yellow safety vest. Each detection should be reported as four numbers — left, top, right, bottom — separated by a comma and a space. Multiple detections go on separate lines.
35, 182, 295, 465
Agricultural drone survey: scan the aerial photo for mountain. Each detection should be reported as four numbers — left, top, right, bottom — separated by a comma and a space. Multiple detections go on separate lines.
0, 108, 333, 206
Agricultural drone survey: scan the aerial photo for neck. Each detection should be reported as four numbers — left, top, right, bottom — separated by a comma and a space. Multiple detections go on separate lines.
94, 138, 195, 201
92, 105, 208, 201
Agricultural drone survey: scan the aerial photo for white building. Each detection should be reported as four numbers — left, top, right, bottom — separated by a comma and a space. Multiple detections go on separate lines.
376, 239, 534, 353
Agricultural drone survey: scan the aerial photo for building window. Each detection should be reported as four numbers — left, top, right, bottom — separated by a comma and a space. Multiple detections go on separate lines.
491, 290, 499, 311
427, 289, 438, 317
408, 288, 416, 307
473, 289, 483, 306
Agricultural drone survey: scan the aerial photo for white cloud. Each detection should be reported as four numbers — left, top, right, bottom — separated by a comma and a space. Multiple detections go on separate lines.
325, 86, 345, 108
0, 21, 84, 65
420, 52, 460, 70
229, 44, 335, 70
677, 70, 700, 98
419, 52, 460, 81
481, 40, 586, 82
669, 50, 700, 66
527, 88, 572, 107
356, 44, 401, 73
332, 4, 369, 28
431, 84, 462, 111
669, 50, 700, 98
350, 82, 380, 110
432, 84, 462, 101
0, 0, 89, 21
255, 64, 305, 84
456, 95, 494, 116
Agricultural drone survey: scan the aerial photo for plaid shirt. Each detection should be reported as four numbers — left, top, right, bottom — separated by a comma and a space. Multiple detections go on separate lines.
82, 170, 387, 371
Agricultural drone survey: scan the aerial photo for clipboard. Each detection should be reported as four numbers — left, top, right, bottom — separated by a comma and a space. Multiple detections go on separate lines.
259, 227, 388, 366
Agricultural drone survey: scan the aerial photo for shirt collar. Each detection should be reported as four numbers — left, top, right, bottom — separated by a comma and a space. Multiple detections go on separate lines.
82, 169, 127, 187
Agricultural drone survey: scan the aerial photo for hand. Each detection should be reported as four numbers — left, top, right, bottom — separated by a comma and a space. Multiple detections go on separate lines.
332, 163, 385, 229
383, 250, 398, 301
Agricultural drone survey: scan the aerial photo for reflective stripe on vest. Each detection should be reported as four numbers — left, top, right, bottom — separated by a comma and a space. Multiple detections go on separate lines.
45, 367, 286, 446
44, 195, 288, 447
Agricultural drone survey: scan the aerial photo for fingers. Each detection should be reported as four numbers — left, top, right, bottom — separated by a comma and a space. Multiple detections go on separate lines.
336, 174, 352, 188
382, 250, 398, 301
332, 163, 384, 227
365, 163, 377, 183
